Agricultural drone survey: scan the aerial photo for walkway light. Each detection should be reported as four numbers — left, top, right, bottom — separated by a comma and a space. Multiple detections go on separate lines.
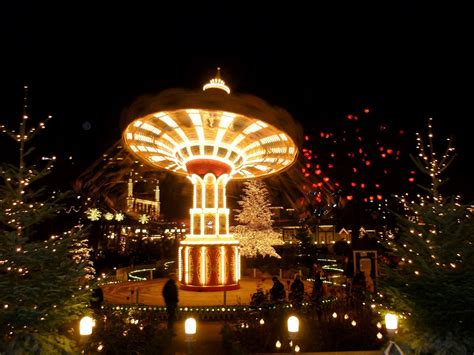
80, 316, 94, 336
287, 315, 299, 339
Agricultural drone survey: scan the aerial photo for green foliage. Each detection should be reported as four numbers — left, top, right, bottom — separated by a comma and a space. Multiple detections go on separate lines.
380, 199, 474, 353
379, 121, 474, 353
0, 146, 94, 352
89, 308, 171, 354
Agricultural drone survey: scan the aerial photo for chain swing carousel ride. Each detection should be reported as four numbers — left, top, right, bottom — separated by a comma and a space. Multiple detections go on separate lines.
122, 69, 300, 290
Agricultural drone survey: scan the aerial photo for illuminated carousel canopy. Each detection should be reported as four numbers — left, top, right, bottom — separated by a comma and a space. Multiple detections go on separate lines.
122, 70, 300, 180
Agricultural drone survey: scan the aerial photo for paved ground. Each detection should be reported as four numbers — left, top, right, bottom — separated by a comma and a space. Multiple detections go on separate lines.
102, 276, 313, 306
165, 320, 225, 355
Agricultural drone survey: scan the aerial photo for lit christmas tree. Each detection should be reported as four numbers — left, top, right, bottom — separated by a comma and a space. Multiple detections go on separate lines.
379, 118, 474, 353
233, 179, 283, 258
0, 87, 95, 353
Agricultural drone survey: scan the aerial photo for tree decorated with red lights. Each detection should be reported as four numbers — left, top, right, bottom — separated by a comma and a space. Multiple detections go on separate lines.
0, 88, 94, 353
379, 119, 474, 353
234, 179, 283, 258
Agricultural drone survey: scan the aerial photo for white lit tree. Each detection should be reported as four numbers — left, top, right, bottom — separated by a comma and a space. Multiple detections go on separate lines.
233, 179, 283, 258
0, 87, 95, 353
379, 119, 474, 353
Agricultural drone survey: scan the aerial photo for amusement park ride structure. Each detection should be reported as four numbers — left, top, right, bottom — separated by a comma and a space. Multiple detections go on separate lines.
122, 69, 298, 290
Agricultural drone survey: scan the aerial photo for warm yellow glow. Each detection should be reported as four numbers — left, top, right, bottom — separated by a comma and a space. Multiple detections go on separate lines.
181, 238, 238, 245
178, 246, 183, 282
184, 247, 189, 284
184, 317, 197, 335
287, 316, 299, 333
385, 313, 398, 330
201, 247, 206, 285
275, 340, 281, 349
221, 246, 225, 284
235, 246, 241, 281
202, 69, 231, 94
123, 108, 297, 179
80, 316, 94, 336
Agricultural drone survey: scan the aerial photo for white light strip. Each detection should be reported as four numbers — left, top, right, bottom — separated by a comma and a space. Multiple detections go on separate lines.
230, 134, 245, 148
180, 239, 239, 245
162, 133, 178, 146
185, 246, 189, 284
133, 120, 143, 127
134, 133, 154, 143
221, 246, 225, 284
175, 128, 190, 144
178, 246, 183, 282
235, 246, 240, 281
150, 156, 166, 162
242, 140, 260, 153
141, 123, 162, 135
219, 113, 235, 128
187, 110, 203, 126
158, 114, 178, 128
260, 134, 281, 145
201, 247, 206, 286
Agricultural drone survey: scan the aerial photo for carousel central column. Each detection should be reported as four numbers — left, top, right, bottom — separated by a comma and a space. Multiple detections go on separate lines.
178, 163, 240, 290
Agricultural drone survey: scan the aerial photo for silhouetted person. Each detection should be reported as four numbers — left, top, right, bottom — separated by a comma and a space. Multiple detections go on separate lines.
162, 273, 178, 335
311, 272, 323, 303
269, 276, 286, 303
289, 274, 305, 305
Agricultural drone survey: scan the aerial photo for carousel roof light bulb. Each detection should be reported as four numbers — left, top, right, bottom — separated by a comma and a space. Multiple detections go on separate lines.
275, 340, 281, 348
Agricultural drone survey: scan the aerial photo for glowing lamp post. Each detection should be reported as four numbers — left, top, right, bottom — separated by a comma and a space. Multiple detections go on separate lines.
384, 313, 398, 333
79, 316, 94, 354
123, 69, 298, 291
80, 316, 94, 336
287, 315, 300, 354
384, 313, 404, 355
287, 315, 299, 336
185, 317, 197, 354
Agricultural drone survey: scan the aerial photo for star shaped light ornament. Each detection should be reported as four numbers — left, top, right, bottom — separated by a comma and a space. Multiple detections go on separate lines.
104, 212, 114, 221
115, 212, 125, 221
138, 214, 149, 224
86, 208, 102, 221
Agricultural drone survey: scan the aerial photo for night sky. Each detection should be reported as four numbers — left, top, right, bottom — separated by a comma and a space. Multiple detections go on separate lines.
1, 2, 472, 211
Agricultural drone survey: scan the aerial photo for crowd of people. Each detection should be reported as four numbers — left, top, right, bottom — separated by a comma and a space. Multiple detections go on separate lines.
252, 262, 376, 308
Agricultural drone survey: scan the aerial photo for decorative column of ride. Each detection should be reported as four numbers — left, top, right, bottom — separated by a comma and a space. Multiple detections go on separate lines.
122, 68, 298, 292
178, 166, 240, 290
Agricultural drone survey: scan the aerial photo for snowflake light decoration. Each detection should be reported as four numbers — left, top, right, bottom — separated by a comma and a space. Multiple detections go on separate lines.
86, 208, 102, 221
138, 214, 149, 224
104, 212, 114, 221
115, 212, 125, 221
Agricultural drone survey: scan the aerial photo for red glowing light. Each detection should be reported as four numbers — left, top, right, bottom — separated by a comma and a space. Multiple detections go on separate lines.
409, 177, 415, 182
328, 164, 334, 168
353, 168, 358, 173
347, 195, 353, 201
347, 114, 353, 120
365, 160, 371, 166
364, 108, 370, 113
386, 149, 393, 154
304, 135, 309, 141
315, 169, 322, 175
377, 195, 383, 200
360, 183, 366, 188
323, 177, 330, 182
381, 153, 386, 158
306, 163, 311, 168
351, 182, 357, 187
